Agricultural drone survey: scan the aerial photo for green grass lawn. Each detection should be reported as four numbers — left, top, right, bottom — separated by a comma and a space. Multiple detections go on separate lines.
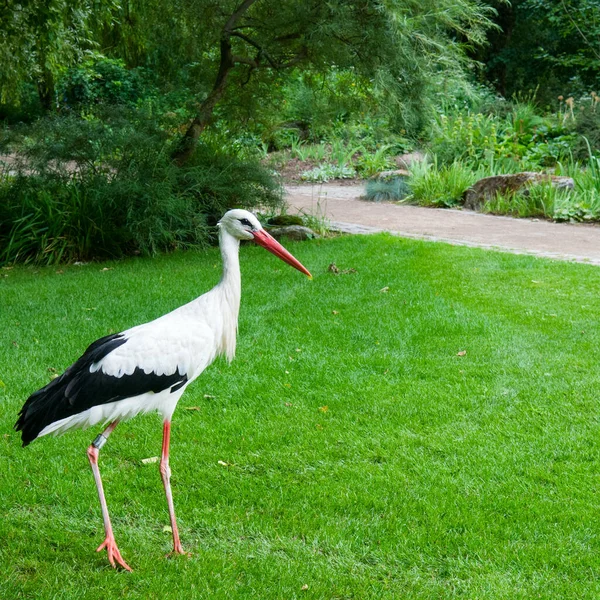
1, 234, 600, 599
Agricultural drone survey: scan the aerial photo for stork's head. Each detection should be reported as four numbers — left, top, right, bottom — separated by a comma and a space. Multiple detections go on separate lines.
218, 209, 312, 278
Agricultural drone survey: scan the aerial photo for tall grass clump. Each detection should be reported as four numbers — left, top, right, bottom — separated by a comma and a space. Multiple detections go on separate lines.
364, 177, 409, 202
0, 110, 283, 265
407, 157, 481, 207
552, 141, 600, 221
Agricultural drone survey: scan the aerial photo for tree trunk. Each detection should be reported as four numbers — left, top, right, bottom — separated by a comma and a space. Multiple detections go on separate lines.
171, 0, 259, 166
171, 39, 235, 165
37, 53, 55, 112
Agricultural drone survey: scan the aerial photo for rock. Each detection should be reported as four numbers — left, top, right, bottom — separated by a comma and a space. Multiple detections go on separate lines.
267, 214, 304, 226
463, 172, 575, 210
371, 169, 410, 180
268, 225, 319, 241
395, 151, 425, 169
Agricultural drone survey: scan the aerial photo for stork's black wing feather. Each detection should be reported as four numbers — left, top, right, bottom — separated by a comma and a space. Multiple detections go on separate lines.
15, 333, 187, 446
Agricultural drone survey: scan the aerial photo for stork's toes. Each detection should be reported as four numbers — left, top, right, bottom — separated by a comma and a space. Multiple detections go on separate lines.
167, 543, 191, 559
97, 536, 132, 572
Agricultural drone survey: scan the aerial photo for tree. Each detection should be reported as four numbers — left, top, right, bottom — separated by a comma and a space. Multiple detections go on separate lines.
0, 0, 116, 109
1, 0, 495, 153
100, 0, 495, 163
475, 0, 600, 99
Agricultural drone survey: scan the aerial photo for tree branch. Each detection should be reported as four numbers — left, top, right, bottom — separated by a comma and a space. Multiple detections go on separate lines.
232, 54, 259, 67
224, 0, 259, 34
231, 31, 277, 68
560, 0, 600, 62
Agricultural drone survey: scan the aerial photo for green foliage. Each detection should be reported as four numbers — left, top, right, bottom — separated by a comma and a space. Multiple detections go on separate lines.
430, 104, 578, 169
0, 0, 117, 108
364, 177, 410, 202
407, 157, 481, 207
59, 56, 152, 108
355, 145, 396, 177
481, 180, 600, 223
104, 0, 496, 141
300, 163, 356, 183
481, 183, 562, 219
552, 190, 600, 222
477, 0, 600, 101
0, 111, 283, 265
568, 96, 600, 159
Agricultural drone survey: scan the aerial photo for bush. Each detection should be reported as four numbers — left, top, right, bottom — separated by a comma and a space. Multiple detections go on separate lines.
407, 158, 481, 208
59, 57, 153, 109
429, 102, 577, 169
300, 163, 355, 182
0, 110, 283, 265
364, 177, 409, 202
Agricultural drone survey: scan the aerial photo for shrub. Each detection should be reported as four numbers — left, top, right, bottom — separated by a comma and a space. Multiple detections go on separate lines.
59, 57, 153, 109
300, 163, 356, 183
0, 110, 283, 265
429, 102, 576, 169
355, 145, 396, 177
407, 158, 481, 208
364, 177, 409, 202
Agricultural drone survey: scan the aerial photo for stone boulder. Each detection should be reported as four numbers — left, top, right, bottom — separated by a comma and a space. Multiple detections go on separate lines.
267, 214, 304, 227
463, 172, 574, 210
371, 169, 410, 180
395, 151, 425, 169
268, 225, 319, 241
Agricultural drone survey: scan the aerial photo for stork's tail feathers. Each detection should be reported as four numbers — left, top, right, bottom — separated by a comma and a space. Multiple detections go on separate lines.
16, 378, 66, 446
15, 333, 127, 446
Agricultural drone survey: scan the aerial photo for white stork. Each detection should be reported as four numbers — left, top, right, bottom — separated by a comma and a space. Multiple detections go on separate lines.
15, 209, 311, 572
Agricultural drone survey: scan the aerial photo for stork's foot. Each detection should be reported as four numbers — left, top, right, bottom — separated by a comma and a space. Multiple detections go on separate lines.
97, 536, 132, 572
167, 542, 191, 559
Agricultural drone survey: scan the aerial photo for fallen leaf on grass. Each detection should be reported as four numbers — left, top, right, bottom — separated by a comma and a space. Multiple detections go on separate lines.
218, 460, 232, 467
100, 267, 113, 272
457, 350, 467, 357
301, 584, 309, 591
319, 406, 329, 413
184, 406, 202, 411
379, 286, 390, 293
328, 262, 357, 275
332, 310, 339, 315
141, 456, 160, 464
163, 525, 173, 533
204, 394, 215, 399
285, 402, 293, 407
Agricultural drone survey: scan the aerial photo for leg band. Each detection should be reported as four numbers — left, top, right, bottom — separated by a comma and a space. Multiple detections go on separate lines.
92, 434, 108, 450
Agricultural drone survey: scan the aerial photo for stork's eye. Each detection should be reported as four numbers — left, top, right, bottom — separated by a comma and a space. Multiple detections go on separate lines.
239, 218, 253, 228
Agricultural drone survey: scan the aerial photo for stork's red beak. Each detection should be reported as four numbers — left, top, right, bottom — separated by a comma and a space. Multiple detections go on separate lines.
252, 229, 312, 278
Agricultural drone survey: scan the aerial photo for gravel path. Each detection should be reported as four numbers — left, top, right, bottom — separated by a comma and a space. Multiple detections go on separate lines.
285, 183, 600, 266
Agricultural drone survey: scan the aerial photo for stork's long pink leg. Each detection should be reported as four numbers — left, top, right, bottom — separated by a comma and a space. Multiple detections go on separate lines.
87, 421, 132, 572
160, 420, 185, 555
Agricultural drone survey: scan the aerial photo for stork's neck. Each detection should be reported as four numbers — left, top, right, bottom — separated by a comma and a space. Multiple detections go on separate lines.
215, 228, 242, 361
218, 227, 241, 291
